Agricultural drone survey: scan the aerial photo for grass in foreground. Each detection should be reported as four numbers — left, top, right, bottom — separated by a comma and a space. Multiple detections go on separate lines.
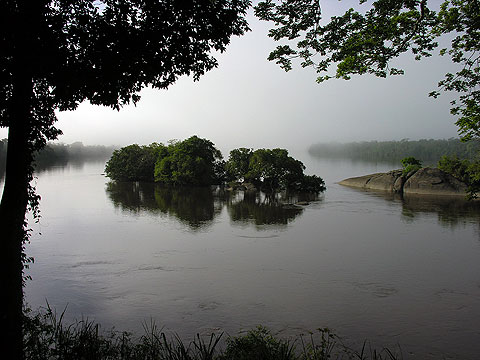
23, 306, 402, 360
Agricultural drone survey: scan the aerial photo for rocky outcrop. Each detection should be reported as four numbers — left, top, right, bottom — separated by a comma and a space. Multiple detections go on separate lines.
403, 167, 467, 196
339, 167, 468, 197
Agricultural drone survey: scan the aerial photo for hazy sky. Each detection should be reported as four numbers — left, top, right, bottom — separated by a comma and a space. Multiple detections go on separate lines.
1, 2, 460, 154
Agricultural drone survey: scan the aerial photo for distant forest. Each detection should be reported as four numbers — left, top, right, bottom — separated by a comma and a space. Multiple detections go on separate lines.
0, 140, 115, 174
308, 139, 480, 164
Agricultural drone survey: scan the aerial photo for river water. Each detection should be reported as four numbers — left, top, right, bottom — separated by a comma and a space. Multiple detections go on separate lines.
5, 154, 480, 359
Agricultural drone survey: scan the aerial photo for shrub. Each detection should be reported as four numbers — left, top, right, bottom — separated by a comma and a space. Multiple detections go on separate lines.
400, 156, 422, 175
438, 155, 480, 199
105, 143, 166, 182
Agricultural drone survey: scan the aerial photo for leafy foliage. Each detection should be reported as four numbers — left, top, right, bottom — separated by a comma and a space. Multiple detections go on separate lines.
154, 136, 224, 186
227, 147, 326, 192
438, 155, 480, 199
401, 156, 422, 174
105, 143, 167, 182
225, 147, 254, 181
432, 0, 480, 141
255, 0, 480, 141
106, 139, 326, 192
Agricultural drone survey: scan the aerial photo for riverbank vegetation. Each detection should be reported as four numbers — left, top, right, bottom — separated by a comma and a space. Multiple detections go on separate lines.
309, 139, 480, 164
23, 306, 401, 360
438, 156, 480, 199
106, 136, 325, 193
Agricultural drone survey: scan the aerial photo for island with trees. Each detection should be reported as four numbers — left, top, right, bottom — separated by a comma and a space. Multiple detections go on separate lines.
105, 135, 326, 194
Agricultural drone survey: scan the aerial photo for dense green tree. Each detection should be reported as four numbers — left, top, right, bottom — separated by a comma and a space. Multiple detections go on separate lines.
255, 0, 479, 141
248, 148, 305, 190
154, 136, 225, 186
227, 147, 326, 192
225, 147, 254, 181
438, 155, 480, 198
0, 1, 249, 357
105, 143, 166, 182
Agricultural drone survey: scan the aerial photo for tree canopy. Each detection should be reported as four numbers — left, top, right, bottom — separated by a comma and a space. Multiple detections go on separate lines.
105, 143, 166, 182
154, 136, 225, 186
106, 138, 326, 193
255, 0, 480, 141
226, 147, 326, 192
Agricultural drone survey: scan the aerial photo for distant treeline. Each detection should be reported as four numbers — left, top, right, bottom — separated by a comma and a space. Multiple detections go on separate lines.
308, 139, 480, 163
34, 142, 115, 167
0, 140, 115, 173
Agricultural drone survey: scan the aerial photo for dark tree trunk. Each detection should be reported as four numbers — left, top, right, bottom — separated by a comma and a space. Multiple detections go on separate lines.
0, 123, 31, 360
0, 2, 34, 358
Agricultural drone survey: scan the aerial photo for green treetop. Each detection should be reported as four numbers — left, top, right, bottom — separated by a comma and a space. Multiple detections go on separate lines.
154, 136, 225, 186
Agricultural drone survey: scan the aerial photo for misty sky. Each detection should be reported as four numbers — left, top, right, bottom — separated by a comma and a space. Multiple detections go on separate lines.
1, 2, 460, 154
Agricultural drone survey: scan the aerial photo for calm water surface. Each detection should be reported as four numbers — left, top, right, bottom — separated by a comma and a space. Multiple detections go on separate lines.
6, 155, 480, 359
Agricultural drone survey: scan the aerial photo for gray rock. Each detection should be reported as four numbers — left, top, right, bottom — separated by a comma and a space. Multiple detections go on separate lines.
339, 167, 468, 197
338, 170, 403, 192
403, 167, 467, 196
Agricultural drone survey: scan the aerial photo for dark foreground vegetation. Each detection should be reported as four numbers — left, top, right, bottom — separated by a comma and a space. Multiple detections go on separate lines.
105, 136, 325, 193
23, 306, 401, 360
309, 139, 480, 164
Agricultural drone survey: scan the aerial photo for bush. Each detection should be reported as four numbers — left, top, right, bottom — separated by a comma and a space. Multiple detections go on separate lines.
154, 136, 224, 186
438, 155, 480, 199
105, 143, 166, 182
400, 156, 422, 175
226, 147, 325, 193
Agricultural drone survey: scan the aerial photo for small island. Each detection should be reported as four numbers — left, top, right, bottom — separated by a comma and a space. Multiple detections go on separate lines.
105, 135, 326, 193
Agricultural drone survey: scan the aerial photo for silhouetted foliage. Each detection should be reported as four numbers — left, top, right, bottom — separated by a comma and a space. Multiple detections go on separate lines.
23, 306, 404, 360
1, 1, 250, 357
255, 0, 480, 142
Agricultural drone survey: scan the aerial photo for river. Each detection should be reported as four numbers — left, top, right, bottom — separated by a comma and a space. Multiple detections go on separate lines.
4, 154, 480, 359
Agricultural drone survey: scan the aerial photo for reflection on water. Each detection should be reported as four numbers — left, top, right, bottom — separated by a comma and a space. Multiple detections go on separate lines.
105, 182, 318, 230
226, 191, 307, 228
401, 195, 480, 229
340, 187, 480, 230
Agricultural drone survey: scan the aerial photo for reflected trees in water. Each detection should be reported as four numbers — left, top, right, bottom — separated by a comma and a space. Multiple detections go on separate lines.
105, 182, 318, 231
